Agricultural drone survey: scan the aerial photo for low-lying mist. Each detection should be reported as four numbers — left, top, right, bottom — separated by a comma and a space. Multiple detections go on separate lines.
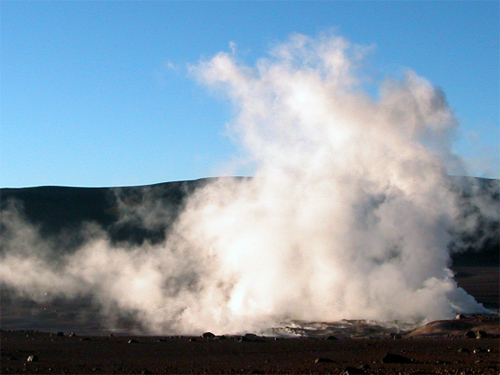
1, 33, 495, 335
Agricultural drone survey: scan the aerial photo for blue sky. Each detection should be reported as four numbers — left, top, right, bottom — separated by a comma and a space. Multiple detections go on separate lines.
1, 1, 498, 188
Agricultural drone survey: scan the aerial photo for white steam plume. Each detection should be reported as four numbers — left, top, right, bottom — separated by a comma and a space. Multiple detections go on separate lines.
0, 33, 489, 335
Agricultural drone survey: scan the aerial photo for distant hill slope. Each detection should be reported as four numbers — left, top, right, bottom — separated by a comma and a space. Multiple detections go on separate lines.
1, 176, 498, 267
1, 178, 213, 248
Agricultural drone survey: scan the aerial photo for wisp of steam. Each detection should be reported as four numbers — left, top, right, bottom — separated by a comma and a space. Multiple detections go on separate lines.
0, 33, 489, 335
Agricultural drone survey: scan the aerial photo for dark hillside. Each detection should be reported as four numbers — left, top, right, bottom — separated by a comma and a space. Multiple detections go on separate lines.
1, 185, 113, 236
1, 176, 498, 266
447, 176, 499, 266
0, 179, 213, 248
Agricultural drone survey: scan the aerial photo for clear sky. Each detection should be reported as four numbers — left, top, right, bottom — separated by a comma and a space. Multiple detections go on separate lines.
1, 1, 498, 188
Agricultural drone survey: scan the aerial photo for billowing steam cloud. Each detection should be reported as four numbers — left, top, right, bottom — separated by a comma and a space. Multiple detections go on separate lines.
0, 33, 489, 335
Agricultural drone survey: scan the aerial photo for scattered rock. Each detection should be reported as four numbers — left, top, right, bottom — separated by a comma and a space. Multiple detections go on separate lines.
382, 352, 413, 364
435, 360, 451, 364
475, 330, 488, 339
240, 333, 263, 342
202, 332, 215, 339
473, 347, 490, 353
465, 331, 476, 338
463, 329, 490, 339
238, 335, 260, 342
314, 357, 334, 363
342, 366, 367, 374
26, 355, 38, 362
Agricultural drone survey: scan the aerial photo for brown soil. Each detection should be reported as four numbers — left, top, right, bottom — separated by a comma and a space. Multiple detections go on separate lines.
1, 327, 499, 374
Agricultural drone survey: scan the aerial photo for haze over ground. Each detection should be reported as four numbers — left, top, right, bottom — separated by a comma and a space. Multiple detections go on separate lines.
1, 1, 499, 188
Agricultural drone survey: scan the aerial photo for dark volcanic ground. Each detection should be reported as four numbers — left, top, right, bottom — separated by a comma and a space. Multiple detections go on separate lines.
1, 267, 498, 374
1, 327, 499, 374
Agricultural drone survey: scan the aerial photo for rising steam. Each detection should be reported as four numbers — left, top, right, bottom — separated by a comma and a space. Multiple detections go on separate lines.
0, 33, 489, 335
